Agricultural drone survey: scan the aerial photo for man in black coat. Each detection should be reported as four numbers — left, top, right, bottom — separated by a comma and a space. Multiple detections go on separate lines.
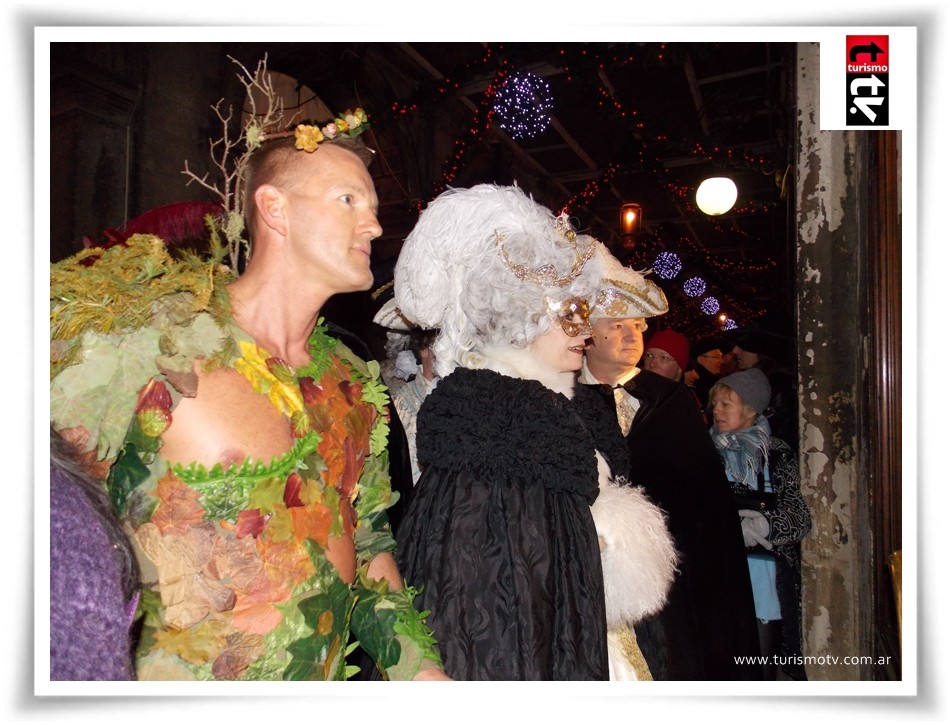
575, 245, 761, 680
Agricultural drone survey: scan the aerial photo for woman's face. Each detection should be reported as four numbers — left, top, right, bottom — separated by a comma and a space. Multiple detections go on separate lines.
710, 387, 758, 433
530, 297, 592, 373
643, 347, 682, 381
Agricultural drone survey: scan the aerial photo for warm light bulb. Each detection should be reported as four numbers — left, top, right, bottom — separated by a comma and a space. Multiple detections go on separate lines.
696, 177, 738, 215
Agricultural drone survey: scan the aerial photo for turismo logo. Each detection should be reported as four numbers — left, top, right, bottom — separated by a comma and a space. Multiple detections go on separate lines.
846, 35, 889, 126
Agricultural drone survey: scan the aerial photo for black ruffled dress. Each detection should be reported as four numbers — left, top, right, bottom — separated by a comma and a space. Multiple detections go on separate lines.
395, 367, 621, 680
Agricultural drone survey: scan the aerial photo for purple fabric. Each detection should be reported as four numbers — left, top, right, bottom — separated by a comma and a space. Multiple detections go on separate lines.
49, 464, 135, 680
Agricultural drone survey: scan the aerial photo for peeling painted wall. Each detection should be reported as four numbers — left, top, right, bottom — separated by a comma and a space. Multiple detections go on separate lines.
795, 43, 870, 681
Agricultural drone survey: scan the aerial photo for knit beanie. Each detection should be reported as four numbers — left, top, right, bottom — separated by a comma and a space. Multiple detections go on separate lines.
718, 367, 771, 414
645, 329, 689, 371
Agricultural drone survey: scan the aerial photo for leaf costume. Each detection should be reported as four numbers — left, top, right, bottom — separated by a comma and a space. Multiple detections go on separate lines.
50, 236, 441, 681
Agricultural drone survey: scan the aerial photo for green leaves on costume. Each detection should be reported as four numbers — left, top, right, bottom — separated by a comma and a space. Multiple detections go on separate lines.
51, 327, 162, 461
392, 586, 443, 670
283, 576, 356, 681
107, 439, 153, 514
351, 585, 401, 671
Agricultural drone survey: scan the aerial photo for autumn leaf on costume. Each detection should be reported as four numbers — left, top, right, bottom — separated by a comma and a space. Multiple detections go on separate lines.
289, 503, 333, 547
154, 312, 227, 385
247, 475, 287, 515
338, 438, 364, 501
135, 521, 236, 629
230, 508, 267, 539
230, 570, 292, 635
290, 409, 310, 438
318, 438, 345, 492
298, 374, 337, 407
339, 499, 357, 539
209, 535, 286, 635
211, 534, 265, 591
261, 505, 295, 543
284, 472, 304, 508
58, 426, 113, 481
233, 340, 304, 417
152, 471, 207, 535
212, 631, 266, 680
107, 440, 152, 514
50, 326, 162, 460
338, 378, 362, 406
348, 398, 377, 441
298, 376, 321, 406
258, 534, 316, 590
265, 357, 295, 385
150, 617, 230, 665
296, 472, 330, 508
135, 378, 173, 438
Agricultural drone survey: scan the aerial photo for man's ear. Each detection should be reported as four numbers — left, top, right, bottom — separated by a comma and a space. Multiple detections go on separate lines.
255, 184, 289, 236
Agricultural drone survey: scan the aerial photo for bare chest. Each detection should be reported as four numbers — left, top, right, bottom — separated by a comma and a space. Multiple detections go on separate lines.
160, 364, 295, 471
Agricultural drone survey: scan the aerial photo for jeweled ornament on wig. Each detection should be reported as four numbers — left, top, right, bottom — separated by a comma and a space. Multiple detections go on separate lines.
493, 72, 554, 140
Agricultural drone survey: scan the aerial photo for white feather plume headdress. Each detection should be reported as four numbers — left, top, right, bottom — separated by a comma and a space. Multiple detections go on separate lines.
394, 184, 604, 379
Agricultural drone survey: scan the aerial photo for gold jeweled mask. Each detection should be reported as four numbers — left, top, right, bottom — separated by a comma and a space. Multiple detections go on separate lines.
547, 296, 592, 338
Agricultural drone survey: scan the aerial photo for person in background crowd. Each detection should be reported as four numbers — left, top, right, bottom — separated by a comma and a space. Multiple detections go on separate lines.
720, 349, 740, 376
709, 368, 812, 680
685, 336, 726, 405
577, 245, 761, 681
643, 328, 705, 420
392, 327, 440, 485
643, 328, 690, 383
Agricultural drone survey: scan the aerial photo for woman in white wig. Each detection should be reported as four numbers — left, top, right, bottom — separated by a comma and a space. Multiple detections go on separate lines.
393, 184, 676, 680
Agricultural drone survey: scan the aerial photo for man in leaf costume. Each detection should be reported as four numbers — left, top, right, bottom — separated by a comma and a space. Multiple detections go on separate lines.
50, 137, 447, 681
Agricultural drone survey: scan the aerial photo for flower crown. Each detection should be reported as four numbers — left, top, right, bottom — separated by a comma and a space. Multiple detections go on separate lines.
247, 108, 371, 153
182, 55, 373, 274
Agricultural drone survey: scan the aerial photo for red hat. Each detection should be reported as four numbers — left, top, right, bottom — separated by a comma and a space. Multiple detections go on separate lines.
645, 329, 690, 372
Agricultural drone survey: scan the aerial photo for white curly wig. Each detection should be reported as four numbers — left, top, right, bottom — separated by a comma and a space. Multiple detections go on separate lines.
395, 184, 605, 379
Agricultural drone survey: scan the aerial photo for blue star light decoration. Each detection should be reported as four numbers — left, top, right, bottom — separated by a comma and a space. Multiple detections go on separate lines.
683, 276, 707, 298
494, 72, 554, 140
722, 318, 738, 330
653, 251, 682, 280
700, 296, 720, 315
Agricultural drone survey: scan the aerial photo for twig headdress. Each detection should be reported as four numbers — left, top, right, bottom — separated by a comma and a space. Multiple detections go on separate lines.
181, 55, 371, 274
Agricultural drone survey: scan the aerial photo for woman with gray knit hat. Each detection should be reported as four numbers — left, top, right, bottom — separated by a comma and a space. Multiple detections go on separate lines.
709, 368, 812, 680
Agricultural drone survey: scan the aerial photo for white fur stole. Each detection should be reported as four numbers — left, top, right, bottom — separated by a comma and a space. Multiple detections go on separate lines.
591, 454, 679, 629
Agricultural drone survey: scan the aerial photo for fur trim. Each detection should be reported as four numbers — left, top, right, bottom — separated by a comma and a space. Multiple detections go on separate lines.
478, 344, 576, 398
591, 461, 679, 628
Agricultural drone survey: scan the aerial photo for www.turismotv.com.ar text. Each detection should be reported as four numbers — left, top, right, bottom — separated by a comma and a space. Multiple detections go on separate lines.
735, 655, 892, 667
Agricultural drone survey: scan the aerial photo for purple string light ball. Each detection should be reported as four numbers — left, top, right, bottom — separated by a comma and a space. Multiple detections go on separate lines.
653, 251, 682, 280
700, 296, 720, 315
493, 72, 554, 140
682, 276, 707, 298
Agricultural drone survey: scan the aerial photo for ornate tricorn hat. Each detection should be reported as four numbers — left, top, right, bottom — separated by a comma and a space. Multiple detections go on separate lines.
589, 243, 669, 321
